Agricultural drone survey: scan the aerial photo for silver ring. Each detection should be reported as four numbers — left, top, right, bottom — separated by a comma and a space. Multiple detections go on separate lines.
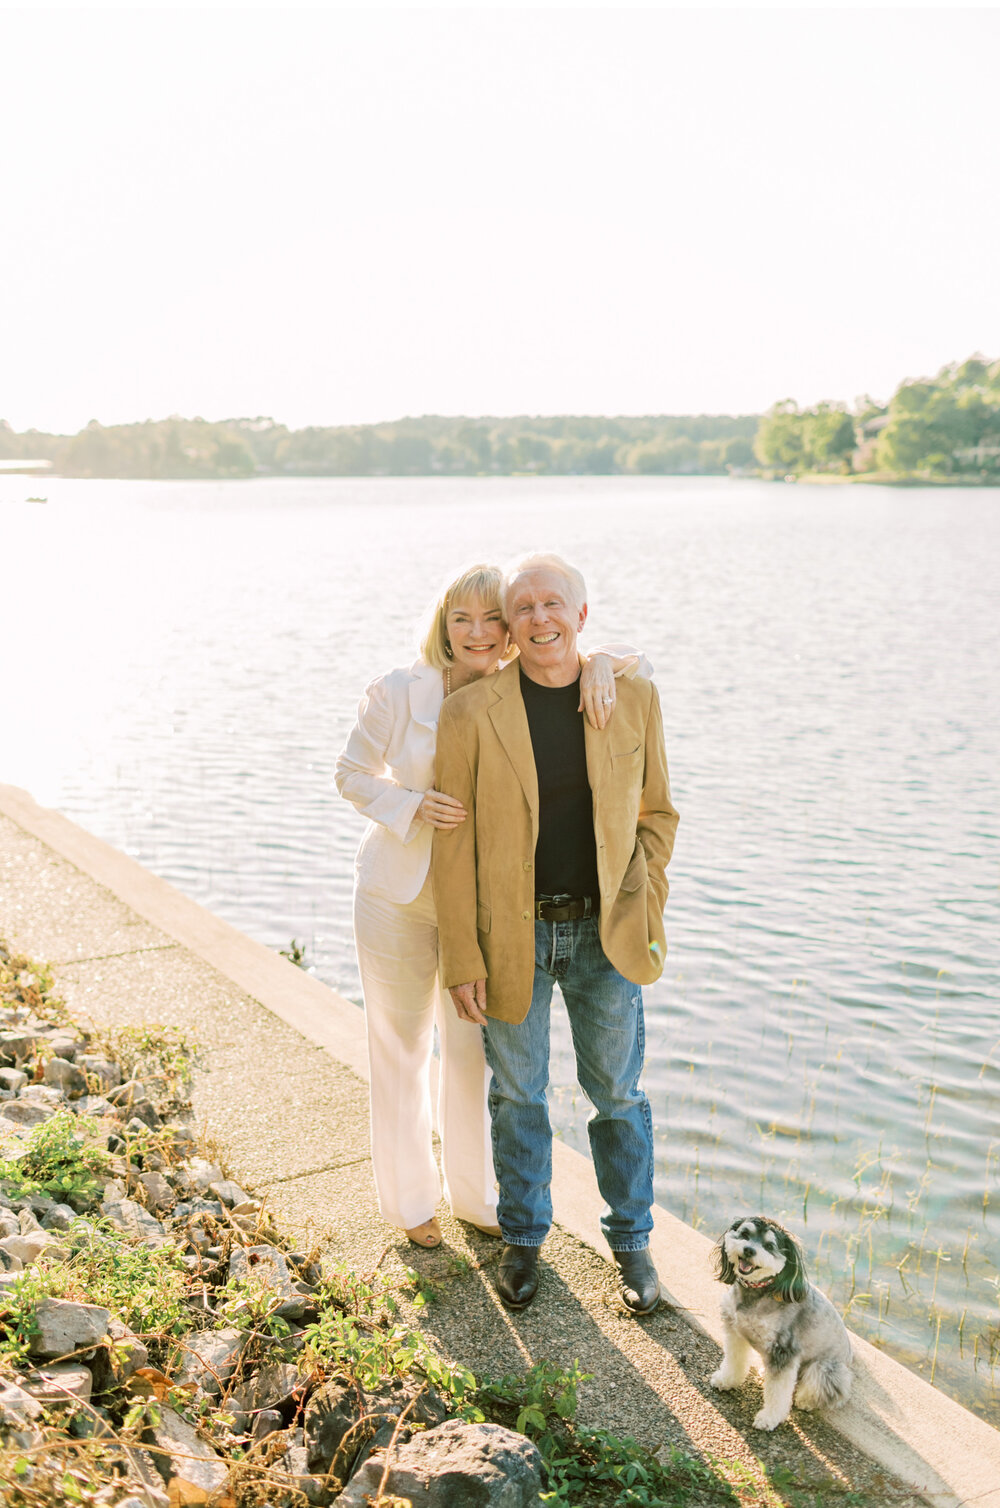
602, 696, 614, 704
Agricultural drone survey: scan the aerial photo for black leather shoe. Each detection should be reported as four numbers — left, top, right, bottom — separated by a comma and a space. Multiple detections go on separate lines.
613, 1248, 661, 1315
496, 1244, 541, 1310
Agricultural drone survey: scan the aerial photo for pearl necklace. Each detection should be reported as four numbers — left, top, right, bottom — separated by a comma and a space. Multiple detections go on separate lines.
445, 665, 452, 698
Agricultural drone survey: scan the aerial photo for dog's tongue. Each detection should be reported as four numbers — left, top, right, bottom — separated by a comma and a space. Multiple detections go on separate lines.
738, 1258, 754, 1275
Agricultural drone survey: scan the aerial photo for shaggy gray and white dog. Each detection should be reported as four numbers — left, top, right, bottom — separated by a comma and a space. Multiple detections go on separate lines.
710, 1216, 854, 1431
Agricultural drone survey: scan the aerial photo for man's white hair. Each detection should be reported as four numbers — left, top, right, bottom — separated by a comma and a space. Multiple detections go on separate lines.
503, 552, 588, 612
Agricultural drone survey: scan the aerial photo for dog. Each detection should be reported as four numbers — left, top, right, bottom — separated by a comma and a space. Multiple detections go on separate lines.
709, 1216, 853, 1431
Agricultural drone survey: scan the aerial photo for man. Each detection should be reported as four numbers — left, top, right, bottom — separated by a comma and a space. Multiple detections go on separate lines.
432, 553, 679, 1313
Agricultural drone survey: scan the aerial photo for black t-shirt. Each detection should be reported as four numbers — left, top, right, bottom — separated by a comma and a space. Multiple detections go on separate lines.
519, 665, 600, 900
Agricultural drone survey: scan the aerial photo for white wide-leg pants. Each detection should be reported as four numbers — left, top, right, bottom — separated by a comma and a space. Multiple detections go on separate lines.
353, 875, 497, 1230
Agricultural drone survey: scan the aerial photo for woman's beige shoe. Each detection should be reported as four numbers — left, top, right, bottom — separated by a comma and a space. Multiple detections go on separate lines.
405, 1217, 443, 1248
471, 1223, 502, 1238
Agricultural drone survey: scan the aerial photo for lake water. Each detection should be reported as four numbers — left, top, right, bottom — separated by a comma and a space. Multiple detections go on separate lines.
1, 474, 998, 1421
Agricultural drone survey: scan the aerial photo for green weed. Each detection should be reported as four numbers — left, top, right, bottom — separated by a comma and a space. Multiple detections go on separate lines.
99, 1023, 195, 1103
0, 1111, 110, 1210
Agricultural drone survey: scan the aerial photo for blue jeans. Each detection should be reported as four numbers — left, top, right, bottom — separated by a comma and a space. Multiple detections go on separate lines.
482, 917, 654, 1252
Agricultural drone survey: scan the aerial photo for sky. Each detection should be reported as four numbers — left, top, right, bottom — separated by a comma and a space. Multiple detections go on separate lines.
2, 3, 999, 434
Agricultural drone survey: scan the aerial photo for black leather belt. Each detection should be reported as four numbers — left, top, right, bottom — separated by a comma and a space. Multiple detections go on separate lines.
534, 894, 598, 922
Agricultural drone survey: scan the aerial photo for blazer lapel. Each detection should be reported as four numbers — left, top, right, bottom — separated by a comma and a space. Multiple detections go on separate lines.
408, 659, 444, 730
487, 663, 539, 838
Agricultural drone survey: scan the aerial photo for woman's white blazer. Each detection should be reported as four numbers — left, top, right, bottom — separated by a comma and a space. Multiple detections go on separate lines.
335, 659, 443, 905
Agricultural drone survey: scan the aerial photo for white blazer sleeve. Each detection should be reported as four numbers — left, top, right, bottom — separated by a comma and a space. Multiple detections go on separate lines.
335, 677, 425, 844
589, 641, 655, 679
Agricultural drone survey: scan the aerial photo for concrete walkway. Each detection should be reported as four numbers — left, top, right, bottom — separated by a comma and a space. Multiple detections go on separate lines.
1, 782, 997, 1508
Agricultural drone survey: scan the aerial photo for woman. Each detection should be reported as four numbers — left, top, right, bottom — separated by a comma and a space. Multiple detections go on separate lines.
335, 563, 642, 1247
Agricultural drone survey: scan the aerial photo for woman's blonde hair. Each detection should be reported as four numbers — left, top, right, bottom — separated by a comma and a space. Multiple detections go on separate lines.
419, 562, 510, 669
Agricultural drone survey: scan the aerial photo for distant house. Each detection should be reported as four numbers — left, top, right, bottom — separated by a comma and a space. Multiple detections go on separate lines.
852, 413, 889, 471
954, 440, 1000, 468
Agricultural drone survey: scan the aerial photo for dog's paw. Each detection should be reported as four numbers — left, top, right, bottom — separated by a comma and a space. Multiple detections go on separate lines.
752, 1408, 786, 1431
710, 1368, 739, 1390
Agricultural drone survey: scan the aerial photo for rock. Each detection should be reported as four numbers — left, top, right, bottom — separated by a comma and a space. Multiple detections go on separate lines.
0, 1208, 18, 1238
0, 1114, 34, 1143
0, 1067, 28, 1093
276, 1444, 330, 1506
0, 1378, 43, 1427
23, 1363, 94, 1407
182, 1224, 210, 1253
78, 1055, 122, 1092
18, 1206, 43, 1233
229, 1214, 264, 1237
128, 1101, 163, 1131
0, 1246, 25, 1272
148, 1405, 233, 1506
250, 1408, 283, 1442
112, 1318, 151, 1367
228, 1244, 303, 1316
28, 1296, 111, 1357
337, 1375, 451, 1479
0, 1029, 41, 1064
107, 1079, 146, 1109
229, 1199, 261, 1218
1, 1100, 53, 1126
1, 1231, 54, 1265
208, 1180, 249, 1208
186, 1158, 224, 1193
74, 1094, 117, 1117
47, 1030, 85, 1056
334, 1420, 544, 1508
186, 1197, 224, 1219
41, 1202, 79, 1232
91, 1320, 150, 1392
303, 1378, 362, 1472
18, 1084, 67, 1109
229, 1360, 301, 1416
117, 1445, 171, 1508
101, 1196, 166, 1245
172, 1328, 246, 1397
138, 1171, 175, 1213
19, 1192, 56, 1216
36, 1239, 73, 1265
43, 1057, 89, 1097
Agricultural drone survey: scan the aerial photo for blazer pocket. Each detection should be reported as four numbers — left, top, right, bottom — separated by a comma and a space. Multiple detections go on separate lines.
619, 844, 649, 892
611, 743, 642, 766
477, 901, 492, 934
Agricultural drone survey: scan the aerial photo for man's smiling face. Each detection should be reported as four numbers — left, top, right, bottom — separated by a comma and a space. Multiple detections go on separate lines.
507, 568, 588, 682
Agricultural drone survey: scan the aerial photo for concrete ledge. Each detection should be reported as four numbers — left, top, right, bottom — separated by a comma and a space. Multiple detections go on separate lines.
0, 783, 369, 1084
2, 781, 998, 1507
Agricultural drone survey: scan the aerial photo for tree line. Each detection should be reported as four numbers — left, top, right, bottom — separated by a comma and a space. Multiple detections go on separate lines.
0, 412, 756, 480
2, 355, 996, 481
754, 355, 1000, 480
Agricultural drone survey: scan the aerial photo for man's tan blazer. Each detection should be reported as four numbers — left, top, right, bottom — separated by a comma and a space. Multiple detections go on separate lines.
432, 660, 679, 1024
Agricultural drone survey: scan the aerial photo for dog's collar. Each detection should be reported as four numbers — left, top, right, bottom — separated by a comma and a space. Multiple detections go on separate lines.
738, 1275, 782, 1296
